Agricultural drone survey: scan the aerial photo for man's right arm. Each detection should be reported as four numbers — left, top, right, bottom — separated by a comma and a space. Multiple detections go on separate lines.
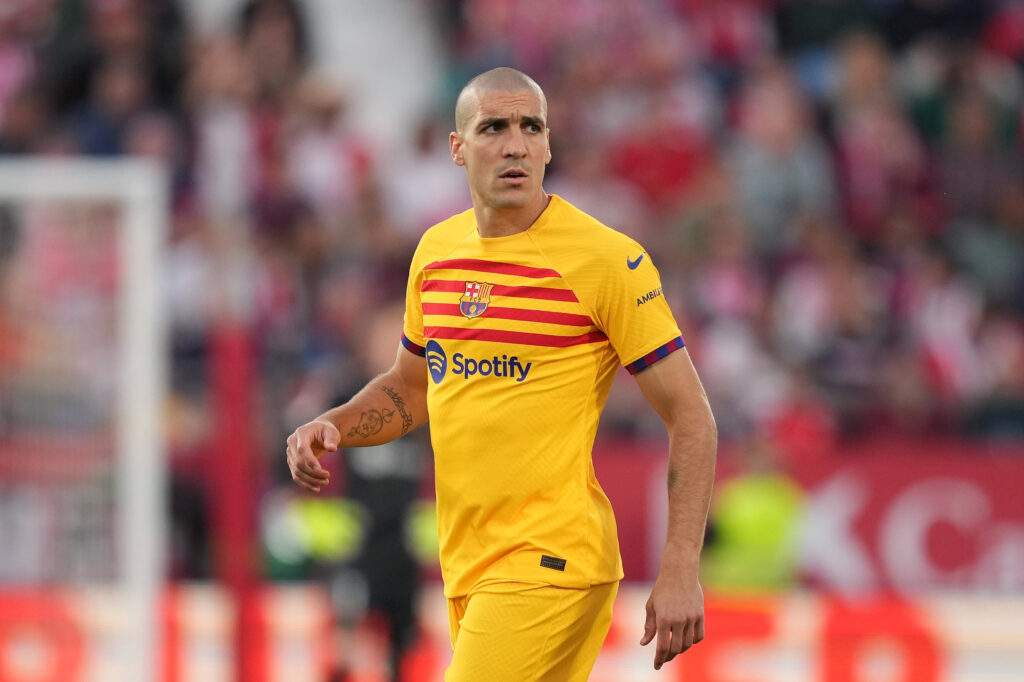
286, 343, 429, 492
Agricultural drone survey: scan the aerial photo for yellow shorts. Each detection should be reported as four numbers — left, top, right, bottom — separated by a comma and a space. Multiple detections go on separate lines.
445, 580, 618, 682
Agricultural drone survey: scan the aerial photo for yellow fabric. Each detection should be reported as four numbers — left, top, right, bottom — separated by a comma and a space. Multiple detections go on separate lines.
404, 194, 682, 597
445, 580, 618, 682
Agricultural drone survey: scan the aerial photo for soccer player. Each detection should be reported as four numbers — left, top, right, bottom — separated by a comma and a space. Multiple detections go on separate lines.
286, 67, 718, 680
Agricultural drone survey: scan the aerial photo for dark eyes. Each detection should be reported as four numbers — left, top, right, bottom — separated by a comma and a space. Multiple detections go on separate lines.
481, 122, 543, 134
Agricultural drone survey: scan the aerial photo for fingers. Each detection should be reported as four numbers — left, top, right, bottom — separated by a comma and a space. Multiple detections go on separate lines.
297, 457, 329, 484
640, 600, 657, 646
644, 611, 704, 670
293, 470, 327, 492
654, 620, 672, 670
642, 581, 707, 669
288, 450, 330, 492
285, 425, 334, 493
668, 622, 686, 664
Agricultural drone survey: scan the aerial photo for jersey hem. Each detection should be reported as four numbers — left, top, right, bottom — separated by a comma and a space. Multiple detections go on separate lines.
443, 569, 625, 599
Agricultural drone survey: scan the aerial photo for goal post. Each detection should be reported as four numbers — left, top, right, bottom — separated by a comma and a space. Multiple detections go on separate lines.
0, 158, 168, 681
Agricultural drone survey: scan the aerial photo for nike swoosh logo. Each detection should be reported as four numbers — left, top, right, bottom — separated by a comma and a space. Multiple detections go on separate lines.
627, 253, 645, 270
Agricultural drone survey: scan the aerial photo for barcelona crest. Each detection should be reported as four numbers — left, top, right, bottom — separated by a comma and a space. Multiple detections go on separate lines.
460, 281, 494, 319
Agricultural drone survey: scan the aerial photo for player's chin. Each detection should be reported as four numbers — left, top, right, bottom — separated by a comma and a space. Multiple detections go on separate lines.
488, 186, 536, 208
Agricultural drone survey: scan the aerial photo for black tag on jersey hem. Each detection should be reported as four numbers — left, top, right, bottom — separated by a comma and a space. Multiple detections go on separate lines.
540, 555, 567, 571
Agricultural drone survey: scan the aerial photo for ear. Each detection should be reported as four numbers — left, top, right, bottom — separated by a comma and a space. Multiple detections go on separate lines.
450, 131, 465, 167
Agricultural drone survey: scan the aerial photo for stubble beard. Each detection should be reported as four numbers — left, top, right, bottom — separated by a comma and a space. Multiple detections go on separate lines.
486, 174, 544, 210
487, 190, 532, 210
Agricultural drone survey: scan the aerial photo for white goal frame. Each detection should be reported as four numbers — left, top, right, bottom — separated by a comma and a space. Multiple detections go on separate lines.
0, 158, 168, 681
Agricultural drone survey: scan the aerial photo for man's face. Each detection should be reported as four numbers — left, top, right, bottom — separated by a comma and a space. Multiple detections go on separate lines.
450, 88, 551, 210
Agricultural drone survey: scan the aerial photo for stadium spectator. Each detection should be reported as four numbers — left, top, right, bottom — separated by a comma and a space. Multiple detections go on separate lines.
283, 74, 375, 225
728, 63, 838, 259
609, 90, 714, 214
0, 84, 48, 154
0, 3, 40, 126
938, 87, 1020, 221
184, 36, 259, 220
383, 113, 472, 242
237, 0, 311, 108
701, 432, 806, 593
38, 0, 185, 117
67, 53, 152, 155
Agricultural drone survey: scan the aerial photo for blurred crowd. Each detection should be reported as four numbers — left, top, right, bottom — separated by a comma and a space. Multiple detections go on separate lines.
2, 0, 1024, 573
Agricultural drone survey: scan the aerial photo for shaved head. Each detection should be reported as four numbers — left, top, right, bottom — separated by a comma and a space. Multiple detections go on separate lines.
455, 67, 547, 133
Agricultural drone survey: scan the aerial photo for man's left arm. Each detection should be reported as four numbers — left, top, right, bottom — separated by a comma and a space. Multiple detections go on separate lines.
633, 347, 717, 671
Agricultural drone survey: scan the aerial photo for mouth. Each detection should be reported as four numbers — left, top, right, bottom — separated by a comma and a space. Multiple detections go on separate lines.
498, 168, 528, 181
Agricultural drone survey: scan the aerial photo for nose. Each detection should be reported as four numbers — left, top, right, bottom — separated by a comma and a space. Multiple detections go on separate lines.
502, 128, 527, 158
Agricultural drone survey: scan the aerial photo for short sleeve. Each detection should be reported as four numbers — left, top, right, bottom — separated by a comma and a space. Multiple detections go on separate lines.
591, 245, 684, 373
401, 239, 428, 356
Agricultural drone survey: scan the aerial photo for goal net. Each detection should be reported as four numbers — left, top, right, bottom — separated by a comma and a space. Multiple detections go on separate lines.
0, 159, 167, 681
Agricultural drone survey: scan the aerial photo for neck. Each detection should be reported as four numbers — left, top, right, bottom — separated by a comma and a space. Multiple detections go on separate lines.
473, 191, 551, 239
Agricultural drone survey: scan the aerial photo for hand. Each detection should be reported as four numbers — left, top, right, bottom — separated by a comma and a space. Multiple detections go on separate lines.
285, 419, 339, 493
640, 570, 705, 670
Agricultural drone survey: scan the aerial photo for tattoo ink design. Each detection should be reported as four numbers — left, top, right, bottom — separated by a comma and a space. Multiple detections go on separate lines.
348, 408, 395, 438
382, 385, 414, 435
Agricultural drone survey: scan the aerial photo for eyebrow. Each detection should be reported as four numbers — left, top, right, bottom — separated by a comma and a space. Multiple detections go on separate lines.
477, 115, 546, 130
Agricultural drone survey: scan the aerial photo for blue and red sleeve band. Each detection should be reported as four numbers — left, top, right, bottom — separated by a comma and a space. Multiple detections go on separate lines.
401, 333, 426, 357
625, 335, 686, 375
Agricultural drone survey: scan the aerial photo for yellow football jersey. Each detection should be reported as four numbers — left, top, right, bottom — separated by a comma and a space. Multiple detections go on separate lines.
402, 195, 683, 597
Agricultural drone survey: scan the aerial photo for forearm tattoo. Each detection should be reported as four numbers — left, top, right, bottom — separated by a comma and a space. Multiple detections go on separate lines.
381, 385, 414, 435
347, 408, 394, 438
667, 467, 679, 491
